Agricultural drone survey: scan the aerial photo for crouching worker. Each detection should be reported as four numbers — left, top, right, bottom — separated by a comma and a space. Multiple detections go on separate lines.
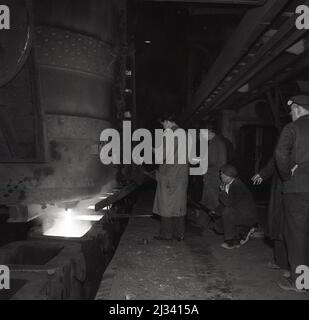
212, 164, 258, 250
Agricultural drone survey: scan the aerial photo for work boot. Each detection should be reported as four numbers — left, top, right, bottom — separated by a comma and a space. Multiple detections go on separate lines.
277, 277, 307, 293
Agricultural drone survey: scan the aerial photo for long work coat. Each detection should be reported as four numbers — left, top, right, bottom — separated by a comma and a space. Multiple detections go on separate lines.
259, 157, 284, 240
153, 126, 189, 218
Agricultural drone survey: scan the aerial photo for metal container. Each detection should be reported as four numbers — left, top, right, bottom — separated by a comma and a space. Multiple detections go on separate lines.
0, 240, 86, 300
28, 224, 112, 299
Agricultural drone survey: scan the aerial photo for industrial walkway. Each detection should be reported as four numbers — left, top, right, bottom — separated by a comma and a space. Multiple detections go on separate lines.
96, 188, 309, 300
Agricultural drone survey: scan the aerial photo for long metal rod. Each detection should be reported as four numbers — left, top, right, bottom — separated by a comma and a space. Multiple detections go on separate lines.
143, 170, 212, 215
95, 183, 140, 211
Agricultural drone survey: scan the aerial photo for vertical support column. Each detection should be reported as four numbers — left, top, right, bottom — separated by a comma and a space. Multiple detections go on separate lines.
266, 89, 281, 131
254, 127, 263, 174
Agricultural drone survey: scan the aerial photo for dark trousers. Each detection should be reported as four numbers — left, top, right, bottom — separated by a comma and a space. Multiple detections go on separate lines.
222, 207, 256, 241
201, 175, 220, 210
274, 240, 289, 269
283, 193, 309, 280
160, 216, 185, 239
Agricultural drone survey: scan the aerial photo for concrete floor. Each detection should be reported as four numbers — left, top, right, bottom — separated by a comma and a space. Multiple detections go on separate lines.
96, 189, 309, 300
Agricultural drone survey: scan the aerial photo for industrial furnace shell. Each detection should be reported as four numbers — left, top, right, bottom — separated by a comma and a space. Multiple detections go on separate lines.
0, 0, 126, 219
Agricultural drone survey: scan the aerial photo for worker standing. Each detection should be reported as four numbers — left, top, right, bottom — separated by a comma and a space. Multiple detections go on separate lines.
153, 114, 189, 242
275, 95, 309, 292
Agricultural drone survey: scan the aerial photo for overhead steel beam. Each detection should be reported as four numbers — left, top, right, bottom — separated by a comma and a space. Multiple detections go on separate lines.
217, 55, 309, 113
204, 15, 309, 115
144, 0, 266, 5
95, 183, 140, 212
181, 0, 289, 123
236, 52, 307, 101
189, 7, 246, 15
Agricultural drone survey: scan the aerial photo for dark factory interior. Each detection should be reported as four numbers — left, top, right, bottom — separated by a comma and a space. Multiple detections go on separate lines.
0, 0, 309, 301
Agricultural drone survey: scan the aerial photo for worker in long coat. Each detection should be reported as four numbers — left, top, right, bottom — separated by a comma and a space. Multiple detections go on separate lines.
153, 115, 189, 242
252, 157, 288, 270
275, 95, 309, 291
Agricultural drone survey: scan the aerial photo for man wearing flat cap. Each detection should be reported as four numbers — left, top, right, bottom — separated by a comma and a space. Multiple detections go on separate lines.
275, 94, 309, 292
213, 164, 258, 250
